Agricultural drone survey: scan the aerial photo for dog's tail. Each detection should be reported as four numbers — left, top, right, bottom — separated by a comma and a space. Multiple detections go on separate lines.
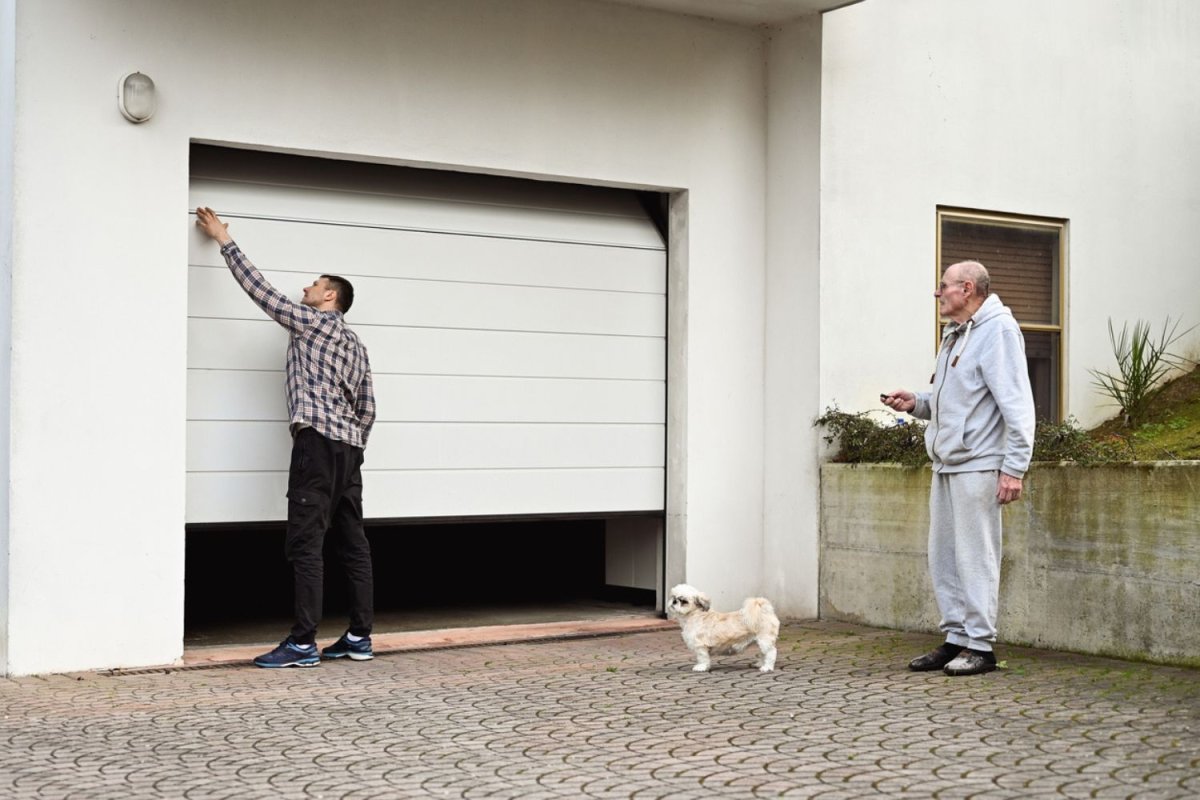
740, 597, 779, 635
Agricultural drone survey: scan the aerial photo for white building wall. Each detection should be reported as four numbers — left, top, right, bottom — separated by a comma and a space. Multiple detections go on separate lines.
821, 0, 1200, 429
763, 16, 822, 618
0, 0, 15, 675
4, 0, 824, 674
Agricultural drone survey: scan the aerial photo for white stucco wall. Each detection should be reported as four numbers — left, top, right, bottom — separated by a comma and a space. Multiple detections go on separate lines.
821, 0, 1200, 429
0, 0, 15, 675
6, 0, 822, 674
763, 16, 822, 618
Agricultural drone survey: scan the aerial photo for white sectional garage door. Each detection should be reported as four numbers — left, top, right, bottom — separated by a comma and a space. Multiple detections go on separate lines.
186, 149, 666, 523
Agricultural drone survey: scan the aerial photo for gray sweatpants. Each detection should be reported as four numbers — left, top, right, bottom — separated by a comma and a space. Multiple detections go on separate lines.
928, 470, 1002, 653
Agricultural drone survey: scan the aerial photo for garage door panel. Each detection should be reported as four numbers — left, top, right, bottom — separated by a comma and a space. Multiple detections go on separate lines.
186, 265, 306, 323
188, 421, 665, 472
189, 371, 664, 424
188, 265, 665, 336
347, 276, 665, 337
187, 472, 288, 524
188, 218, 666, 294
189, 371, 288, 419
188, 371, 287, 420
365, 327, 666, 380
186, 468, 666, 523
188, 319, 289, 371
188, 154, 666, 522
188, 318, 664, 380
190, 178, 664, 249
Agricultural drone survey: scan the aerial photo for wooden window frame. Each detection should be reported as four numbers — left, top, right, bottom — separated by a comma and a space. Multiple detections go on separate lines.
935, 207, 1068, 422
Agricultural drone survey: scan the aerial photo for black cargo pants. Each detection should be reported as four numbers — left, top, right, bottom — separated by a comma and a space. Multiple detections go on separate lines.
285, 427, 374, 644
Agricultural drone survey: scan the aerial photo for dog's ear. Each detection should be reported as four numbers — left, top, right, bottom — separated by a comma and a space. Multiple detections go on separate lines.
696, 592, 711, 611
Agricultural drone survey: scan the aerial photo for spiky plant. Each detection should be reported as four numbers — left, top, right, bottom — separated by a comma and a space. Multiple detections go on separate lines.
1089, 317, 1192, 427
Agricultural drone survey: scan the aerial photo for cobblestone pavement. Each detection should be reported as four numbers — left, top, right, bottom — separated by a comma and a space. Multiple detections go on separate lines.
1, 621, 1198, 799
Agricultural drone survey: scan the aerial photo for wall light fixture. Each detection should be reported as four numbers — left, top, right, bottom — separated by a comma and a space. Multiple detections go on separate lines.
118, 72, 155, 123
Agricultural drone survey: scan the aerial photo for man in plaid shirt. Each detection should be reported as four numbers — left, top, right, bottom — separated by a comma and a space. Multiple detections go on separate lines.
196, 207, 377, 668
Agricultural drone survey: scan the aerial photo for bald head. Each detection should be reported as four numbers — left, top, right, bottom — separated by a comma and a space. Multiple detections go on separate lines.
938, 260, 990, 323
949, 260, 990, 298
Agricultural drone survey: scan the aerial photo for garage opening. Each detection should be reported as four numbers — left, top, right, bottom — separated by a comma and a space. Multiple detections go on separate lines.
185, 515, 661, 648
185, 145, 668, 649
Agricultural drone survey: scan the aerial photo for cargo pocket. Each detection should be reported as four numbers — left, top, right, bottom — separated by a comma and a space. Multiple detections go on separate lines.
285, 488, 330, 561
287, 488, 327, 511
286, 488, 328, 528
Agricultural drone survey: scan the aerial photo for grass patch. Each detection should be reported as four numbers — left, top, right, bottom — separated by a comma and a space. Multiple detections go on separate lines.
1089, 365, 1200, 460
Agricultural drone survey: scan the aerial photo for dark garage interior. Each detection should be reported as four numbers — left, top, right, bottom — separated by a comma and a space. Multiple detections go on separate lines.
184, 517, 659, 649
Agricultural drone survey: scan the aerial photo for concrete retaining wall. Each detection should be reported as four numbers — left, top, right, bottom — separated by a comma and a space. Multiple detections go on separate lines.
820, 463, 1200, 666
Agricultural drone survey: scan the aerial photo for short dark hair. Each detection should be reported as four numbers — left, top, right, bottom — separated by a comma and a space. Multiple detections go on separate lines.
321, 274, 355, 314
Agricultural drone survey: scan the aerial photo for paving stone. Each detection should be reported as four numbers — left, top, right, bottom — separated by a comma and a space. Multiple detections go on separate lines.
0, 621, 1197, 798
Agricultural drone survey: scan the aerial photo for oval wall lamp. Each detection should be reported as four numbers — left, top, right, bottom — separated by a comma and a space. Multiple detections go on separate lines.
118, 71, 156, 123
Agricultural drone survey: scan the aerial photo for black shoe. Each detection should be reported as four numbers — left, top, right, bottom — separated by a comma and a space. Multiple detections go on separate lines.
908, 643, 963, 672
943, 649, 997, 676
253, 638, 319, 668
321, 632, 374, 661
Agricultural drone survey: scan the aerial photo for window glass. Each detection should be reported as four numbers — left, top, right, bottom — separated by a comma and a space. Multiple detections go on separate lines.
1023, 330, 1060, 423
940, 221, 1059, 326
938, 210, 1065, 422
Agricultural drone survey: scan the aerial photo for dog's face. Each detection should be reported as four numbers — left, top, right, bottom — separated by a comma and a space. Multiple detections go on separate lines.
667, 584, 711, 619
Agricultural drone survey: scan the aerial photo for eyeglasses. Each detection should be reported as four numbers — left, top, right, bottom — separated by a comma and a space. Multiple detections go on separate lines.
938, 280, 966, 292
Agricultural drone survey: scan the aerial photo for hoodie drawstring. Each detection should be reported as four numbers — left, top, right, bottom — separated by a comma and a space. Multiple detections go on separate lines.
951, 319, 974, 368
930, 318, 975, 383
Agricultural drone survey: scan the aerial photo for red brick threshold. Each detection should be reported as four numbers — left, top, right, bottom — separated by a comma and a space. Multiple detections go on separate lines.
174, 616, 676, 670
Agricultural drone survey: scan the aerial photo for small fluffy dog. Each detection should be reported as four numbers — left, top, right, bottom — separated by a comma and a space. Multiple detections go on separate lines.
667, 584, 780, 673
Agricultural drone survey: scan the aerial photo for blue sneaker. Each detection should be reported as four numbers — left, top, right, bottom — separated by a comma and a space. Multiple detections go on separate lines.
254, 638, 320, 668
321, 632, 374, 661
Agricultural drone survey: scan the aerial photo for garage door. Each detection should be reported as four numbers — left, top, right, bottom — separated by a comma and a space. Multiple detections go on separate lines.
186, 148, 666, 523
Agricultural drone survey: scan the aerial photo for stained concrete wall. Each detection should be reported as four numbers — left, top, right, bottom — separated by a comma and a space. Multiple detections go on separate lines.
820, 463, 1200, 666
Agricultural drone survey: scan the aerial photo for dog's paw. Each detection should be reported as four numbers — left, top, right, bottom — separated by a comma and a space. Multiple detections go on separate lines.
758, 664, 774, 673
692, 664, 710, 672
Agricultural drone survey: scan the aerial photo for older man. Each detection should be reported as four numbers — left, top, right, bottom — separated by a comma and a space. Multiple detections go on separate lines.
882, 260, 1035, 676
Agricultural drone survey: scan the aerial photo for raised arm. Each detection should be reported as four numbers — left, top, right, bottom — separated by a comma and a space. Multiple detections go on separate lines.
195, 207, 317, 334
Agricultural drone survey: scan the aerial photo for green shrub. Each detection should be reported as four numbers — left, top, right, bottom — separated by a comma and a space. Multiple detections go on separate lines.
815, 406, 1130, 466
1032, 417, 1131, 465
814, 407, 929, 466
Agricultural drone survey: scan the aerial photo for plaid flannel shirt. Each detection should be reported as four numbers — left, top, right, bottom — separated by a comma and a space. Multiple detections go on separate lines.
219, 241, 376, 449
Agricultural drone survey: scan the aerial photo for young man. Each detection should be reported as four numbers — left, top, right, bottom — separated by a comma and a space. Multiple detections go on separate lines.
882, 260, 1035, 676
195, 207, 377, 668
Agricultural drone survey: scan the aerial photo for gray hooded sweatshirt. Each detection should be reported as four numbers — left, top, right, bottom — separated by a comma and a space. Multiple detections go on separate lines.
912, 294, 1036, 478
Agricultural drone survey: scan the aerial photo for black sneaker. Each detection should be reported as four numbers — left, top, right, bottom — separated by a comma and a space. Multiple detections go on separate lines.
322, 632, 374, 661
253, 638, 319, 668
943, 649, 997, 676
908, 643, 963, 672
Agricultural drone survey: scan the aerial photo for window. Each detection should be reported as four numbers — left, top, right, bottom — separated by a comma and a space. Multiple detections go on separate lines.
937, 208, 1066, 422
